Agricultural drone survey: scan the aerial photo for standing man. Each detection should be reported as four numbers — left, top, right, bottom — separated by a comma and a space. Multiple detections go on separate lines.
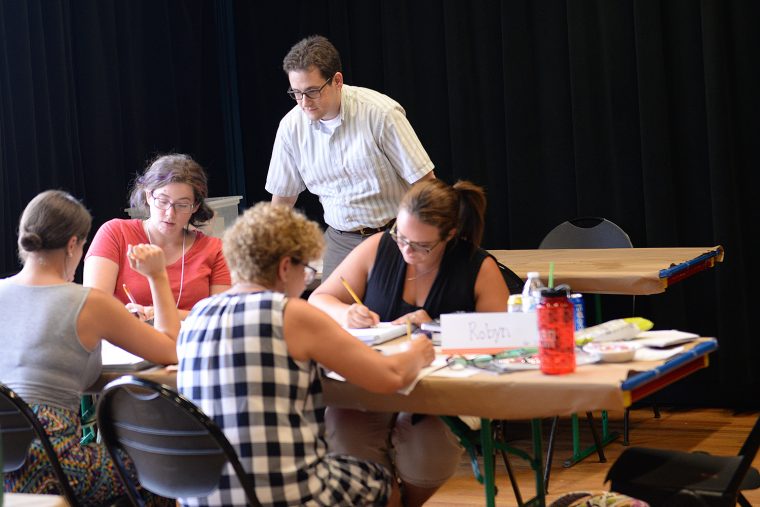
266, 35, 435, 279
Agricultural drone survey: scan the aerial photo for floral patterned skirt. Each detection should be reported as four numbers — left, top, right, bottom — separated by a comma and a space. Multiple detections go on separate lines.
3, 403, 173, 507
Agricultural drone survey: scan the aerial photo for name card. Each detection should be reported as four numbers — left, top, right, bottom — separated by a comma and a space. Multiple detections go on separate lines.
440, 312, 539, 354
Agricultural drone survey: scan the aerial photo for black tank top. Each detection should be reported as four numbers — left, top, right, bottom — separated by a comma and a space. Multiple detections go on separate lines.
363, 232, 491, 321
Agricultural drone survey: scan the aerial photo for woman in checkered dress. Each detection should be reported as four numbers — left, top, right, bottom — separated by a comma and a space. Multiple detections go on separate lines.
177, 202, 434, 506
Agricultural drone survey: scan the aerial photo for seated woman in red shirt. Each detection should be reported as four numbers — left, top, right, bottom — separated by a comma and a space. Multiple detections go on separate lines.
84, 154, 231, 319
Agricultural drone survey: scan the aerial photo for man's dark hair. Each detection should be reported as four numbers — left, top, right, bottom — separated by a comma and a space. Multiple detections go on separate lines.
283, 35, 342, 80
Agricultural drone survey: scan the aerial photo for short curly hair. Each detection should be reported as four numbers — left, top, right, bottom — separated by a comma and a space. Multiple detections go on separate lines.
223, 202, 324, 286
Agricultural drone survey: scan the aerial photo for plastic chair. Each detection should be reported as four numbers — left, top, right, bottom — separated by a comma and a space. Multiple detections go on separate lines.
539, 217, 633, 250
539, 217, 640, 492
606, 415, 760, 506
96, 376, 261, 507
0, 383, 81, 506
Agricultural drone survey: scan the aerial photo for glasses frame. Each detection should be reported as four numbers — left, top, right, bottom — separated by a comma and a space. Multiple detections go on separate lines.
286, 75, 334, 101
292, 257, 318, 285
447, 348, 538, 374
389, 223, 442, 255
150, 192, 198, 215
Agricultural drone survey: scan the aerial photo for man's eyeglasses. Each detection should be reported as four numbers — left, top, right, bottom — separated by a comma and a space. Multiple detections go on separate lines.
292, 257, 318, 284
150, 192, 197, 214
287, 75, 334, 101
447, 348, 538, 374
389, 223, 441, 255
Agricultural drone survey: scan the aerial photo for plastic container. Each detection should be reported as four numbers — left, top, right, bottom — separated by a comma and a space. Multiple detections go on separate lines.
537, 288, 576, 374
521, 271, 545, 312
125, 195, 242, 238
507, 294, 523, 312
203, 196, 242, 237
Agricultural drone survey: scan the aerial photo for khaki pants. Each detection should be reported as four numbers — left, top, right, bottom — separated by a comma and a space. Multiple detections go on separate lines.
325, 408, 464, 488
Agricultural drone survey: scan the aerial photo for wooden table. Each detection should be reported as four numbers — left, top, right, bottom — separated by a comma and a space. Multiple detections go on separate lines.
98, 338, 717, 507
489, 246, 724, 295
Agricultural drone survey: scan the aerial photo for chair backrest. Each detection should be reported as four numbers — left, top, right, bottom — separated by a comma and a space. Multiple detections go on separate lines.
726, 414, 760, 495
96, 375, 261, 507
538, 217, 633, 250
0, 383, 80, 506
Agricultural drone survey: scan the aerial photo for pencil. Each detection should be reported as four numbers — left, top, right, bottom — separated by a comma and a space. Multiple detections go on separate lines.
340, 277, 363, 305
122, 283, 137, 305
406, 317, 412, 340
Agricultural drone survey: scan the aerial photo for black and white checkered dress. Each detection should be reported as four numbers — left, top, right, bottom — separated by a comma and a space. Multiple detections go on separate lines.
177, 290, 391, 506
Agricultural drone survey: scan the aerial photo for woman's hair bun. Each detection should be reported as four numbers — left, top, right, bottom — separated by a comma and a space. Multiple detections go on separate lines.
19, 232, 44, 252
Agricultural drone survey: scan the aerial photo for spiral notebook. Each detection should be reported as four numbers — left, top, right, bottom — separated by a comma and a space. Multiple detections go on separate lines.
346, 323, 409, 346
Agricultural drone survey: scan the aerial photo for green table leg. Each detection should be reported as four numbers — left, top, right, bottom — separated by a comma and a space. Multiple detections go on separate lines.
480, 418, 497, 507
441, 416, 546, 507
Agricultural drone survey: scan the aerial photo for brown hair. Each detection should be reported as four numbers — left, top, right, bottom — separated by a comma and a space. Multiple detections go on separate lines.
18, 190, 92, 263
128, 153, 213, 226
399, 179, 487, 248
282, 35, 342, 80
222, 202, 324, 286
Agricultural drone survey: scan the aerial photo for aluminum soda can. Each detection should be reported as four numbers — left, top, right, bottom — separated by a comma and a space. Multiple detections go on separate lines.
568, 293, 585, 330
507, 294, 523, 312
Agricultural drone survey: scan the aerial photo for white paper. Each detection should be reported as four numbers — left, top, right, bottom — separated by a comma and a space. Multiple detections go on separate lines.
101, 341, 152, 371
345, 322, 409, 345
634, 346, 685, 361
324, 356, 448, 395
633, 330, 699, 348
440, 312, 539, 353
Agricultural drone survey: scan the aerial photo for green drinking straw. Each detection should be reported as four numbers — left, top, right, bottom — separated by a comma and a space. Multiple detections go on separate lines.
548, 261, 555, 288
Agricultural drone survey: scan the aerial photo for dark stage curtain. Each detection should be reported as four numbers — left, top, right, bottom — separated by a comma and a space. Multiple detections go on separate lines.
234, 1, 760, 407
2, 0, 759, 406
0, 0, 228, 279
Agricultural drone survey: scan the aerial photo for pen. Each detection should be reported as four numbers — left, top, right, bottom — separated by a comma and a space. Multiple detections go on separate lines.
122, 284, 137, 305
340, 277, 363, 305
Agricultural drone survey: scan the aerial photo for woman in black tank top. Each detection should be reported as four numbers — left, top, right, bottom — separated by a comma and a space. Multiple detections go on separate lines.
310, 179, 511, 507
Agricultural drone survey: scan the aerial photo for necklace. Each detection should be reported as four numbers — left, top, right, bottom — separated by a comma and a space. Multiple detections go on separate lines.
406, 265, 439, 281
145, 221, 186, 308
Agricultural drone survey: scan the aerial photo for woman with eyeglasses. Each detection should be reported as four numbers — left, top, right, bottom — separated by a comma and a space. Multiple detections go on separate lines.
177, 202, 434, 506
309, 178, 510, 506
84, 153, 231, 320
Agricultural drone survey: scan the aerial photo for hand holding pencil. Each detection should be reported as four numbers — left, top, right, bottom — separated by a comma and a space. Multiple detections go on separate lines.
340, 277, 379, 328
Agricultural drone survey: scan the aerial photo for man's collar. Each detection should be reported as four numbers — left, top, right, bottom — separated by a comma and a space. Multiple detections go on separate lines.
307, 85, 349, 129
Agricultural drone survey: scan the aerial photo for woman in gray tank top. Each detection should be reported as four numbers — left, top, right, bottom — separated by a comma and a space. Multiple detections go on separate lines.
1, 190, 180, 505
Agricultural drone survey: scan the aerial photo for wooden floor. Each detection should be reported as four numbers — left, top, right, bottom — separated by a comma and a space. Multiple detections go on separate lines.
426, 408, 760, 506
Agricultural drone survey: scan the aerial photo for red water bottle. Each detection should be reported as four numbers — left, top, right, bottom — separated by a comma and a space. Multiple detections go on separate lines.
537, 288, 576, 374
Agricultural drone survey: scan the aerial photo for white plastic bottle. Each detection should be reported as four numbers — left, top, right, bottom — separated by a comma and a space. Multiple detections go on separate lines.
521, 271, 545, 312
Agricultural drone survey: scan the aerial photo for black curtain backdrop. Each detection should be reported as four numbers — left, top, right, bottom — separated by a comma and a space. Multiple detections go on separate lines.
2, 0, 759, 407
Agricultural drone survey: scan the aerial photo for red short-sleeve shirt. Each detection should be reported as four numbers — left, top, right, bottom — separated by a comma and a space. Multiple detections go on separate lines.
85, 219, 231, 310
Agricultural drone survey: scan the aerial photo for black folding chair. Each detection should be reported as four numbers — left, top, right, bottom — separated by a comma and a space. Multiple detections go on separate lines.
539, 217, 647, 492
606, 414, 760, 506
96, 375, 261, 507
0, 382, 81, 506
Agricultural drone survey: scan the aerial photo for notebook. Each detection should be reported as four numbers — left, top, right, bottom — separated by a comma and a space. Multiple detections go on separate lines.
101, 341, 154, 371
633, 330, 699, 349
346, 323, 409, 346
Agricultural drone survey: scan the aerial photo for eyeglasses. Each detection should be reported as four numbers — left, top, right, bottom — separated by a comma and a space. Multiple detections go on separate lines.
447, 348, 538, 374
287, 75, 333, 101
150, 192, 197, 214
389, 223, 442, 255
292, 257, 318, 284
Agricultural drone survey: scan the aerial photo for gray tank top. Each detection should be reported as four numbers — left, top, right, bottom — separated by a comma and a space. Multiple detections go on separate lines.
0, 280, 102, 411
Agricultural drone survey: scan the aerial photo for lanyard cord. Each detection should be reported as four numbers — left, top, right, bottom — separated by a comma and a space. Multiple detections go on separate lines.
145, 223, 185, 309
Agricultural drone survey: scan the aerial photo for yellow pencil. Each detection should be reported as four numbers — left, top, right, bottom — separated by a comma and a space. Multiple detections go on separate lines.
340, 277, 363, 305
406, 317, 412, 340
122, 284, 137, 305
